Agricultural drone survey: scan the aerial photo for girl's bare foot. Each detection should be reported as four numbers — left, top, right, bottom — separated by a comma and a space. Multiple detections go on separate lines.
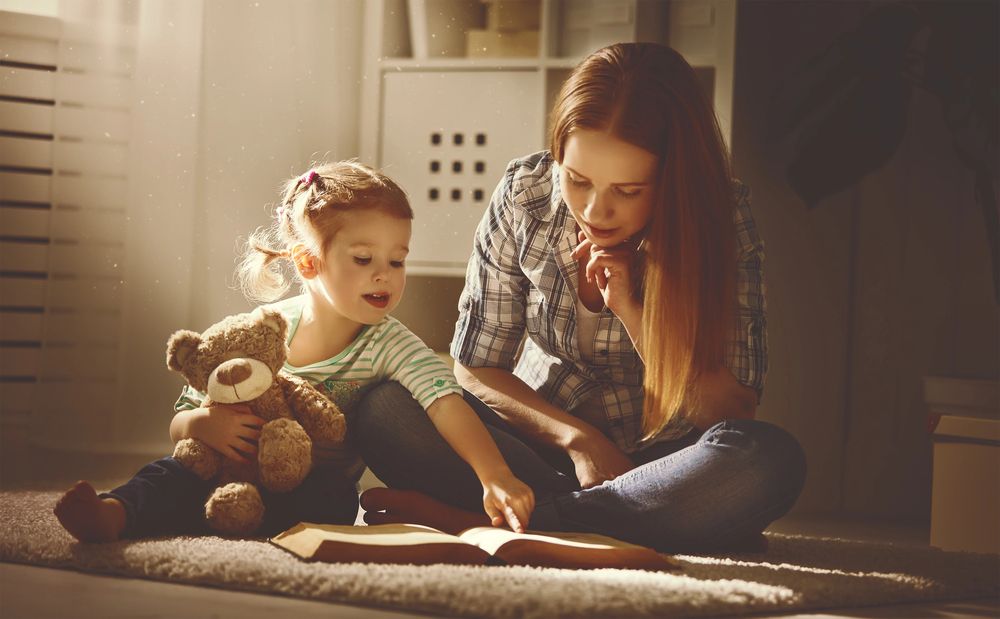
53, 481, 127, 543
359, 487, 490, 535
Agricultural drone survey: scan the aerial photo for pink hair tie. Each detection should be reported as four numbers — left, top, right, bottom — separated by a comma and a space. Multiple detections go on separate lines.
299, 169, 319, 188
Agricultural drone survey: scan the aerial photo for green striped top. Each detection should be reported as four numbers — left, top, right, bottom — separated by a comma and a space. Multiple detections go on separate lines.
176, 294, 463, 415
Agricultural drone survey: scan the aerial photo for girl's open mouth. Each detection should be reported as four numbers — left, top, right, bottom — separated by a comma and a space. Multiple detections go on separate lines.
363, 293, 390, 308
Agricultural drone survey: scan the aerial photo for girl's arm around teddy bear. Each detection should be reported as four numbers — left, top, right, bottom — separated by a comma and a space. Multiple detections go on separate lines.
169, 405, 265, 464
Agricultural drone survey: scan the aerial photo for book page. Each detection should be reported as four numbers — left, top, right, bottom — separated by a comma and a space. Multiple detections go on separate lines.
457, 527, 681, 571
281, 523, 460, 546
270, 523, 491, 565
458, 527, 653, 554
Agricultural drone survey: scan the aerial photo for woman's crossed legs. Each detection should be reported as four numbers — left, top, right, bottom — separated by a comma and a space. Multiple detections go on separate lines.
354, 382, 806, 553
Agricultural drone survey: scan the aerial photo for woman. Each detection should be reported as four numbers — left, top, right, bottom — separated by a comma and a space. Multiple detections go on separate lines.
355, 42, 805, 552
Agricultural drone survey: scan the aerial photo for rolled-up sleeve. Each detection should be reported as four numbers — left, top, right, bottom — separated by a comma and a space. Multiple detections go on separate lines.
173, 384, 205, 413
726, 182, 769, 399
450, 162, 528, 370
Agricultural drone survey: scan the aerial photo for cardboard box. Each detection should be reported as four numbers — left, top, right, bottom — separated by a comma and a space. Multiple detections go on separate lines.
409, 0, 486, 58
483, 0, 540, 32
925, 377, 1000, 554
466, 28, 539, 58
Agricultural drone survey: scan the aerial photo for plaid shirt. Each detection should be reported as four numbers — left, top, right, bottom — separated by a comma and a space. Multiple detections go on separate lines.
451, 151, 768, 451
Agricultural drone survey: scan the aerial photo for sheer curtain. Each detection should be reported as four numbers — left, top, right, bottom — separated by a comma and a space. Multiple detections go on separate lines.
2, 0, 362, 456
32, 0, 203, 453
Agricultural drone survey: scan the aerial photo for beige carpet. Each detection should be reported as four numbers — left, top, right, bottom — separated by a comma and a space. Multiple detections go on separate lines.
1, 491, 997, 618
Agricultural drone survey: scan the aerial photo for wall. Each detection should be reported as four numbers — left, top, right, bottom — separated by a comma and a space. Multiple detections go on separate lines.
192, 0, 364, 328
732, 0, 998, 520
133, 0, 364, 454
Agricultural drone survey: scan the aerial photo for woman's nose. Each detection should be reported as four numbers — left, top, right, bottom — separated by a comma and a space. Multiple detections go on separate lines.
584, 190, 613, 222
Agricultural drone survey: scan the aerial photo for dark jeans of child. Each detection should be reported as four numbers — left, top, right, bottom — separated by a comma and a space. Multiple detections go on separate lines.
101, 458, 359, 538
353, 382, 807, 553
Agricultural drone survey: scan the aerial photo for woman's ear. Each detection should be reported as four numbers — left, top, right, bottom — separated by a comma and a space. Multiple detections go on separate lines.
290, 244, 318, 279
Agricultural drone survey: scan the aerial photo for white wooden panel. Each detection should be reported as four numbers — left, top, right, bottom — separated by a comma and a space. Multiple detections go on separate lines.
381, 70, 543, 273
36, 379, 117, 408
45, 310, 120, 342
39, 345, 117, 376
0, 34, 58, 65
51, 176, 126, 209
0, 100, 54, 135
0, 67, 55, 100
0, 312, 42, 340
56, 73, 131, 108
0, 172, 51, 202
0, 243, 47, 271
0, 11, 59, 40
48, 277, 121, 310
54, 141, 127, 176
48, 243, 123, 276
59, 42, 135, 76
0, 381, 35, 412
0, 348, 38, 375
0, 136, 52, 168
0, 278, 45, 306
55, 106, 130, 142
0, 8, 131, 428
51, 208, 124, 242
0, 207, 49, 237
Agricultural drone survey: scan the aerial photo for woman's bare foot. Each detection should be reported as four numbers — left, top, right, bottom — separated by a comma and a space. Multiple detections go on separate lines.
53, 481, 127, 543
359, 487, 490, 535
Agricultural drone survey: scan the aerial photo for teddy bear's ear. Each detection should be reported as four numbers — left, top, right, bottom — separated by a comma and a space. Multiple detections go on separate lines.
166, 330, 201, 372
252, 307, 288, 340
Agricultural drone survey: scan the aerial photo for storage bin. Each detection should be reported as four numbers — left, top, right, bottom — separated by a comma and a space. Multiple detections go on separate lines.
924, 377, 1000, 554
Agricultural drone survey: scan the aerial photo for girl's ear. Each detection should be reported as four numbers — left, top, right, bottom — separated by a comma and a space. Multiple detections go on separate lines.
290, 243, 318, 279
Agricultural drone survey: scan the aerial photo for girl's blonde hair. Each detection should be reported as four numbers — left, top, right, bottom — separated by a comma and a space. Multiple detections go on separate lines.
237, 160, 413, 303
549, 43, 737, 439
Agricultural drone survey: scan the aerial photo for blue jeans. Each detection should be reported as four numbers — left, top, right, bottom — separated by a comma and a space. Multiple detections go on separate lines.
354, 382, 806, 552
102, 458, 359, 538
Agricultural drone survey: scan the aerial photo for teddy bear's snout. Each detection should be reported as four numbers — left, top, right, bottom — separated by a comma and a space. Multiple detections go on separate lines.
216, 360, 253, 386
206, 357, 274, 404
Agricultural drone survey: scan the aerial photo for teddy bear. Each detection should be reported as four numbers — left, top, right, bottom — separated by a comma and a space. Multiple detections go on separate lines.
165, 307, 347, 536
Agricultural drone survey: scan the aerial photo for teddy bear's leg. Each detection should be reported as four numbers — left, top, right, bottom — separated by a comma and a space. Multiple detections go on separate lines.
204, 482, 264, 536
173, 438, 222, 481
258, 418, 313, 492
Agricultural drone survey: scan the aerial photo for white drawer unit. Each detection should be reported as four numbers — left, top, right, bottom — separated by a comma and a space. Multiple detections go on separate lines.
381, 70, 542, 273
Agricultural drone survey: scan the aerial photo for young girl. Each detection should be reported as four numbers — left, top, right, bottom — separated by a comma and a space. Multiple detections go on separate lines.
354, 43, 807, 552
55, 160, 534, 542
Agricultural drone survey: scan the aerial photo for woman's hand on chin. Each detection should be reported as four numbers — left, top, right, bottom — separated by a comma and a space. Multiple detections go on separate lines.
572, 231, 643, 323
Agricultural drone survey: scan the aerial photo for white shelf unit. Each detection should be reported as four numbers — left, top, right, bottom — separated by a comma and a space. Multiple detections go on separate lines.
360, 0, 736, 276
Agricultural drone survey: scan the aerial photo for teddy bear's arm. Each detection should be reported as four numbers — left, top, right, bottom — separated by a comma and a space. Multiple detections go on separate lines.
277, 374, 347, 444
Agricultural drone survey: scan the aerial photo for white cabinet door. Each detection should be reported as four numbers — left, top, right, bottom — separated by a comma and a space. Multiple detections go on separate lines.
380, 70, 543, 274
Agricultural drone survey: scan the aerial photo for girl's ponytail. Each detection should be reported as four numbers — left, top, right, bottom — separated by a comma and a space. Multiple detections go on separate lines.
236, 225, 291, 304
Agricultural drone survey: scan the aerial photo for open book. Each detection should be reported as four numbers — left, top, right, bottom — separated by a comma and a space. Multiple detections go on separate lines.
270, 523, 680, 571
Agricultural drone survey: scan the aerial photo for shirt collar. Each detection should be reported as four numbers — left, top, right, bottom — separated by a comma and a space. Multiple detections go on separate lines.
516, 154, 560, 223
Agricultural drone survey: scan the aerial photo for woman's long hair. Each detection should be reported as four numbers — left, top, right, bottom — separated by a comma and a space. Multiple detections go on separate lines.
549, 43, 737, 438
